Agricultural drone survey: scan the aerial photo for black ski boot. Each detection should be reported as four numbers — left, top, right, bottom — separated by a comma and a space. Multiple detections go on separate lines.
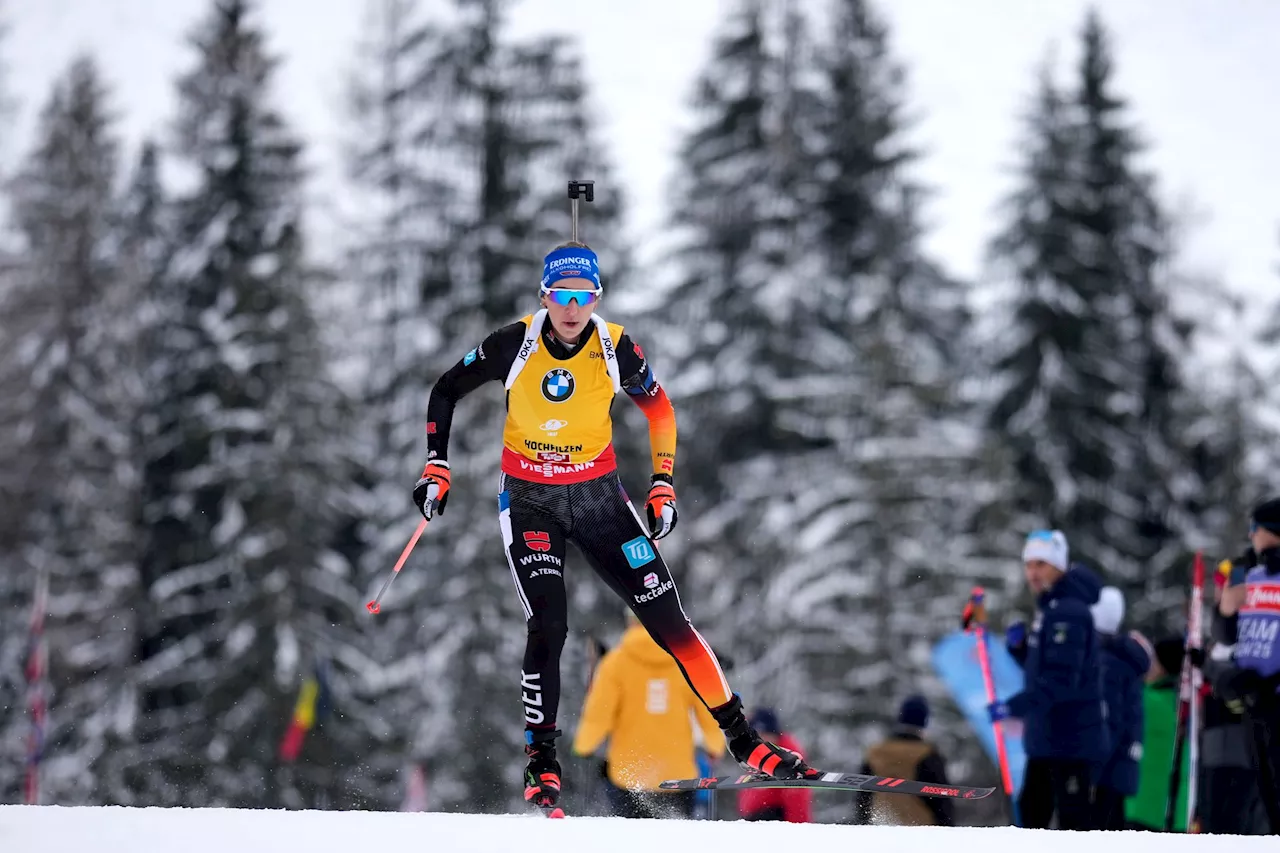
523, 728, 563, 811
711, 695, 821, 780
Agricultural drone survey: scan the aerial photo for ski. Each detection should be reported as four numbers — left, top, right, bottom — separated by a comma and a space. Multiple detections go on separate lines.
538, 804, 566, 819
659, 770, 995, 800
1165, 552, 1205, 831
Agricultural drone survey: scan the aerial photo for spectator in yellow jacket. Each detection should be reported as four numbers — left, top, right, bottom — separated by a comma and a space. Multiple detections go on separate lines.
573, 612, 726, 818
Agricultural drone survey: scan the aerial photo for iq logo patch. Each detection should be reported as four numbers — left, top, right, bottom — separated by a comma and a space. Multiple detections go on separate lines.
622, 536, 655, 569
541, 368, 575, 403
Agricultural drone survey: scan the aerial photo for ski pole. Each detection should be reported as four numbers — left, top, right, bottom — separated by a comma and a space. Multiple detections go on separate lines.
1166, 551, 1205, 830
1187, 551, 1205, 832
567, 179, 594, 243
366, 518, 428, 614
966, 587, 1017, 823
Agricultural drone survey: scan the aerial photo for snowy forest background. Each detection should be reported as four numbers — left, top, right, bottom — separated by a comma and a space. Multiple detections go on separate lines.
0, 0, 1275, 822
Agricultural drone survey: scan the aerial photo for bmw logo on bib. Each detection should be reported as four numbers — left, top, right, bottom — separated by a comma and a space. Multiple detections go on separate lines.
541, 368, 575, 403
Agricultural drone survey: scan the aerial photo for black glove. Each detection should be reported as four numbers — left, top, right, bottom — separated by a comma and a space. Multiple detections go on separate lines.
1220, 667, 1262, 715
1212, 611, 1239, 646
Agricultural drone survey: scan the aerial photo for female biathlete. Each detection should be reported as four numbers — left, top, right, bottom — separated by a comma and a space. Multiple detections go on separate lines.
412, 243, 818, 810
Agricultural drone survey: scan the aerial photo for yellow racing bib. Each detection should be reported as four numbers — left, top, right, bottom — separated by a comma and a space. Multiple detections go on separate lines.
501, 313, 626, 482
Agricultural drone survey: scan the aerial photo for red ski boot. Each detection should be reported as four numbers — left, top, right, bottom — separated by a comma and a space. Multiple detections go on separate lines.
523, 729, 564, 816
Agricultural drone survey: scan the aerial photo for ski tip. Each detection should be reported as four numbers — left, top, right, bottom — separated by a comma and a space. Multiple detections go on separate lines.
366, 600, 380, 614
544, 807, 566, 819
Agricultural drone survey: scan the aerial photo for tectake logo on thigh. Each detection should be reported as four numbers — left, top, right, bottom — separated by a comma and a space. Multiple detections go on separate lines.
634, 577, 674, 604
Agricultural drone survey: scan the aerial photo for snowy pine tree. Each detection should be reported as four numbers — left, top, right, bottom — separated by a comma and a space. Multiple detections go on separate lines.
1182, 285, 1269, 552
793, 0, 982, 772
658, 1, 985, 816
0, 3, 29, 802
128, 0, 363, 807
332, 0, 440, 807
984, 12, 1203, 629
81, 139, 174, 804
652, 0, 822, 759
0, 56, 146, 804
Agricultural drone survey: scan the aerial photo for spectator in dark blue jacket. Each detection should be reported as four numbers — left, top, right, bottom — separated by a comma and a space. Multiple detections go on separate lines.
1089, 586, 1149, 829
989, 529, 1108, 830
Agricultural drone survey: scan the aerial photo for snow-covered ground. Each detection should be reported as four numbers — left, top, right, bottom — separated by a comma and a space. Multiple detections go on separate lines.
1, 806, 1275, 853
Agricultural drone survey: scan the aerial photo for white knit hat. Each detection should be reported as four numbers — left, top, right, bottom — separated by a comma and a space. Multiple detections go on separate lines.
1022, 529, 1068, 572
1091, 586, 1125, 634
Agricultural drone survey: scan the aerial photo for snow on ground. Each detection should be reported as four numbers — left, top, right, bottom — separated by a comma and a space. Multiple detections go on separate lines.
1, 806, 1276, 853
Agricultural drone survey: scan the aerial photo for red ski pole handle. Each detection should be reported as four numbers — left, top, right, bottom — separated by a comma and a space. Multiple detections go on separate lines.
963, 586, 987, 631
367, 518, 428, 614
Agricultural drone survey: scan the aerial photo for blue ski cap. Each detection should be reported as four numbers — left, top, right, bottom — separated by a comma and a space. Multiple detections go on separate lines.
541, 246, 601, 292
1022, 529, 1068, 572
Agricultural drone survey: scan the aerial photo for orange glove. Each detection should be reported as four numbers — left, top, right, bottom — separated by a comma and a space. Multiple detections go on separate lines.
413, 460, 451, 520
645, 475, 677, 540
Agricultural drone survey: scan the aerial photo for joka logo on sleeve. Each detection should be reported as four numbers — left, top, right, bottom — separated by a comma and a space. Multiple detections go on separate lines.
524, 531, 552, 553
622, 536, 655, 569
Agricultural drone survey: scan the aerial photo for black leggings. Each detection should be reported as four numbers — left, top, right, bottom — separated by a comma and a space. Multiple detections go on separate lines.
1092, 785, 1127, 830
1246, 703, 1280, 834
499, 471, 732, 732
1018, 757, 1094, 830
